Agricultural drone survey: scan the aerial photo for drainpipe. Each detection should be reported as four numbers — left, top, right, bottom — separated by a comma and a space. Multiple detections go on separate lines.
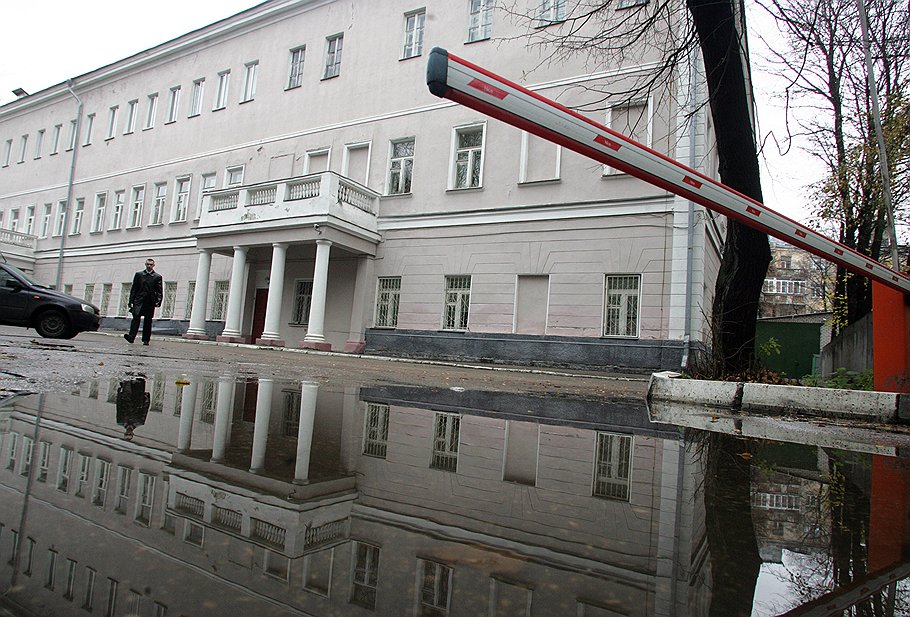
55, 79, 83, 291
681, 48, 698, 370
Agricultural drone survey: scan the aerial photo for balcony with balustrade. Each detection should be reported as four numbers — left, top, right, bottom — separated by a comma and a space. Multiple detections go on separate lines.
195, 171, 381, 252
0, 229, 37, 272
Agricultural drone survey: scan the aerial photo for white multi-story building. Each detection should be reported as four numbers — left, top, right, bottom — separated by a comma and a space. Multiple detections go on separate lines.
0, 0, 723, 369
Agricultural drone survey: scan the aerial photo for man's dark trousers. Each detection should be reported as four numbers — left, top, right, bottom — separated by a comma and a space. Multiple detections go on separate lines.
127, 303, 155, 344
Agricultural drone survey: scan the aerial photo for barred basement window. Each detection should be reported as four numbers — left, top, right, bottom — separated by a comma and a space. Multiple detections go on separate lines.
100, 283, 112, 316
603, 275, 640, 337
374, 277, 401, 327
161, 281, 177, 318
442, 275, 471, 330
284, 390, 301, 436
351, 542, 380, 609
211, 280, 230, 320
363, 403, 390, 458
118, 283, 131, 317
419, 559, 453, 616
200, 381, 216, 423
185, 281, 196, 319
431, 413, 460, 472
593, 432, 632, 500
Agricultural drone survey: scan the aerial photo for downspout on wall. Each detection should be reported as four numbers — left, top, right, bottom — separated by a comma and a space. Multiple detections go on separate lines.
55, 79, 83, 291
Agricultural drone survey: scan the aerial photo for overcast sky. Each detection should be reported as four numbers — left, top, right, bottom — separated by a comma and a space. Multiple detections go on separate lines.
0, 0, 819, 222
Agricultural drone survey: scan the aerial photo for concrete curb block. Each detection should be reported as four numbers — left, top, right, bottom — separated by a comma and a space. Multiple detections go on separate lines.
648, 371, 905, 423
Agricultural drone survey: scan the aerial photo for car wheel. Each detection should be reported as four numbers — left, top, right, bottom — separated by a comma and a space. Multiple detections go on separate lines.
35, 309, 72, 339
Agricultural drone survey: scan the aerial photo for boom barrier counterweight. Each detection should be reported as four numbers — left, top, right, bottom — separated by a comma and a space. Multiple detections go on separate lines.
426, 47, 910, 296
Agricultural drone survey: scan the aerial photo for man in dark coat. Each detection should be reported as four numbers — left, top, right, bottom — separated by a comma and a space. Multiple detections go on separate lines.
116, 377, 150, 440
124, 258, 163, 345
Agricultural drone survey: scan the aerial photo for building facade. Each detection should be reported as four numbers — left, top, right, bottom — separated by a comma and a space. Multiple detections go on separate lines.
0, 0, 723, 369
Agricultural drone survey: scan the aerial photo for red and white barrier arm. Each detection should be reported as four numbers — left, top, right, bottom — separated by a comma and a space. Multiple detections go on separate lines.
426, 47, 910, 295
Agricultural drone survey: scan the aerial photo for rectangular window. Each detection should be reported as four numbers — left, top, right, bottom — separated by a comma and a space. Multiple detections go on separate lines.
431, 413, 460, 472
24, 205, 35, 235
154, 602, 167, 617
106, 106, 118, 139
451, 125, 484, 189
64, 559, 77, 599
292, 280, 313, 325
5, 433, 17, 470
185, 281, 196, 319
402, 10, 426, 59
92, 459, 111, 506
110, 191, 125, 229
184, 522, 204, 547
20, 436, 33, 476
45, 549, 57, 589
128, 185, 144, 228
211, 280, 230, 320
605, 101, 650, 175
8, 530, 19, 565
100, 283, 112, 316
593, 432, 632, 500
57, 447, 72, 491
538, 0, 566, 24
70, 199, 84, 235
419, 560, 453, 615
468, 0, 493, 41
67, 119, 77, 150
190, 79, 205, 116
84, 283, 95, 304
115, 466, 132, 514
53, 200, 66, 237
91, 193, 107, 232
105, 578, 118, 617
162, 281, 177, 318
324, 34, 343, 79
8, 208, 19, 232
225, 166, 244, 187
40, 204, 52, 238
23, 537, 35, 576
172, 177, 190, 222
603, 274, 640, 337
166, 86, 181, 122
387, 138, 414, 194
125, 100, 138, 133
18, 135, 29, 163
242, 61, 258, 102
351, 542, 380, 609
118, 283, 132, 317
76, 453, 91, 497
198, 173, 216, 219
145, 93, 158, 129
136, 473, 155, 525
128, 590, 142, 616
363, 403, 390, 458
374, 277, 401, 328
37, 441, 50, 482
214, 70, 230, 110
617, 0, 649, 7
2, 139, 11, 166
83, 568, 96, 610
150, 183, 166, 225
50, 124, 62, 154
442, 275, 471, 330
34, 128, 45, 159
287, 46, 306, 88
149, 375, 165, 412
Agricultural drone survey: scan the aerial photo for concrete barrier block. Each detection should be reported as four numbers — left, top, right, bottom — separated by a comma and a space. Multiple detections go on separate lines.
741, 383, 899, 421
648, 371, 739, 408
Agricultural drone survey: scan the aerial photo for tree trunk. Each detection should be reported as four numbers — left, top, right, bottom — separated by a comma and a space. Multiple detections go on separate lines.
688, 0, 771, 374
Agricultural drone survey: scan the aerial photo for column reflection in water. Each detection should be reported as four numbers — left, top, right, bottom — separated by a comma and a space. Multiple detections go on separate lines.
294, 382, 319, 484
176, 377, 198, 452
211, 376, 235, 463
249, 379, 274, 474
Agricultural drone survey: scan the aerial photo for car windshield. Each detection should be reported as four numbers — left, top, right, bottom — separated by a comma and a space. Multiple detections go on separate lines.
3, 263, 46, 288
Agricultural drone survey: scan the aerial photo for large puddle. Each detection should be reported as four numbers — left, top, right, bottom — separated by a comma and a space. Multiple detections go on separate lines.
0, 372, 908, 616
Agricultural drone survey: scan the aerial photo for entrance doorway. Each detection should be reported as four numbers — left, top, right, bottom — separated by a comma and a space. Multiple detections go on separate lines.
251, 288, 269, 342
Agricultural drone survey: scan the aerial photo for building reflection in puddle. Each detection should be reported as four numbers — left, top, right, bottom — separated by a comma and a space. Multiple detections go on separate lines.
0, 375, 906, 616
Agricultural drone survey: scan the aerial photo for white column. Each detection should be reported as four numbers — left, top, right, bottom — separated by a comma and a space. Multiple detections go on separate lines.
220, 246, 248, 339
303, 239, 332, 348
185, 249, 212, 337
344, 255, 374, 353
293, 382, 319, 484
259, 242, 288, 344
211, 376, 235, 463
176, 379, 198, 452
249, 379, 274, 474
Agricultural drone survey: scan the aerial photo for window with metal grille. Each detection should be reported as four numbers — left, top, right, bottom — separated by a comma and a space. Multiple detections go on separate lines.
185, 281, 195, 319
100, 283, 112, 316
351, 542, 380, 609
374, 277, 401, 327
211, 280, 229, 320
387, 139, 414, 195
292, 280, 313, 324
442, 275, 471, 330
200, 381, 216, 423
593, 432, 632, 500
431, 413, 460, 472
283, 390, 301, 436
118, 283, 131, 317
603, 275, 640, 337
419, 560, 453, 616
363, 403, 390, 458
84, 283, 95, 303
452, 126, 484, 188
161, 282, 177, 318
150, 375, 165, 412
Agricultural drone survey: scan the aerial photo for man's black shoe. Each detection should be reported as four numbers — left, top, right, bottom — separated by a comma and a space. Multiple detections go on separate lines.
142, 342, 149, 346
123, 334, 134, 343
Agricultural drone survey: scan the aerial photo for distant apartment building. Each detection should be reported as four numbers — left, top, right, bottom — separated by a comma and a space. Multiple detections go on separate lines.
0, 0, 722, 370
760, 240, 833, 318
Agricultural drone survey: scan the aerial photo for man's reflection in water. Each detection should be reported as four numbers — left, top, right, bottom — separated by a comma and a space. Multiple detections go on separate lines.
116, 376, 150, 441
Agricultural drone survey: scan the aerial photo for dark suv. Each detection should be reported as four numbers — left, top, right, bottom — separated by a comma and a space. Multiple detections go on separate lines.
0, 262, 101, 339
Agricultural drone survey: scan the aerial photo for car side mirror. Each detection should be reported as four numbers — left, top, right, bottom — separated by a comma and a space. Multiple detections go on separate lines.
4, 279, 23, 291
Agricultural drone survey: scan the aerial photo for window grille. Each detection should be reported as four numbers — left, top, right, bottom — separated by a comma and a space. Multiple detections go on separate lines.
363, 403, 390, 457
292, 280, 313, 324
604, 275, 640, 337
593, 432, 632, 500
374, 277, 401, 327
351, 542, 380, 609
431, 413, 460, 471
211, 280, 230, 320
443, 275, 471, 330
420, 560, 453, 616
